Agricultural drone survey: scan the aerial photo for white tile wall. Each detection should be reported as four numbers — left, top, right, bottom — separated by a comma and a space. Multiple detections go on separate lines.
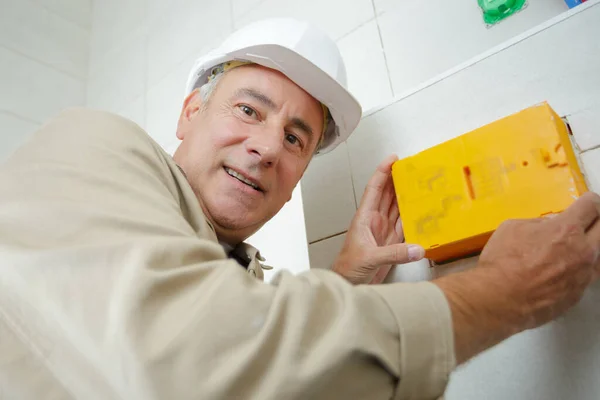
234, 0, 374, 41
0, 112, 39, 162
431, 256, 480, 279
337, 20, 393, 112
384, 259, 434, 283
377, 0, 568, 95
30, 0, 92, 29
446, 282, 600, 400
568, 104, 600, 152
581, 149, 600, 193
0, 0, 89, 78
0, 47, 85, 124
147, 0, 231, 86
163, 139, 182, 157
308, 233, 346, 270
232, 0, 266, 20
89, 0, 147, 58
348, 5, 600, 200
247, 185, 310, 281
147, 0, 180, 24
118, 95, 146, 129
301, 143, 356, 243
87, 30, 146, 114
146, 55, 196, 148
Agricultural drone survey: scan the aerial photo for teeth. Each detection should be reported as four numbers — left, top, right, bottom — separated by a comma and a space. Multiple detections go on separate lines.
225, 168, 260, 191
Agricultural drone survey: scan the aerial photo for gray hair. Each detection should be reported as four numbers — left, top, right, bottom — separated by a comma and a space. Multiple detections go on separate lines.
199, 71, 225, 106
197, 67, 331, 153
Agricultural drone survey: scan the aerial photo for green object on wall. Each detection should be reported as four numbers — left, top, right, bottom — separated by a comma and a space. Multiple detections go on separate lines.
478, 0, 527, 25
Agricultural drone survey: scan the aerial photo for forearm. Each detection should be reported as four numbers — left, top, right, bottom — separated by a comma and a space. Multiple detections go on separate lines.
433, 267, 525, 364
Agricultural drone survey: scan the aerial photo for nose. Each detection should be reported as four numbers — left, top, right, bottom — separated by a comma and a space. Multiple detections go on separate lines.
244, 128, 283, 168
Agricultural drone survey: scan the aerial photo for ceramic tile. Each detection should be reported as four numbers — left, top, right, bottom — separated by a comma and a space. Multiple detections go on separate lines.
247, 185, 311, 281
0, 47, 85, 124
308, 233, 346, 270
0, 0, 89, 78
234, 0, 374, 41
89, 0, 147, 58
30, 0, 92, 29
146, 55, 196, 149
384, 259, 435, 283
232, 0, 267, 20
87, 30, 146, 113
147, 0, 231, 86
568, 104, 600, 152
581, 149, 600, 193
337, 20, 392, 112
301, 143, 357, 243
0, 112, 39, 162
118, 95, 146, 129
378, 0, 568, 95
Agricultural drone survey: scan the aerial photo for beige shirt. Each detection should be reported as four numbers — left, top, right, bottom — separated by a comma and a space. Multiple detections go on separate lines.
0, 109, 455, 399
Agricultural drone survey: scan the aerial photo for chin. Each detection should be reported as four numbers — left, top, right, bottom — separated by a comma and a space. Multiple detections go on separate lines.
207, 201, 261, 232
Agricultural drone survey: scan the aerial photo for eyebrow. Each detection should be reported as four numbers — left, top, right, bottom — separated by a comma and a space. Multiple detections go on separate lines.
234, 87, 315, 138
289, 117, 314, 138
234, 88, 277, 110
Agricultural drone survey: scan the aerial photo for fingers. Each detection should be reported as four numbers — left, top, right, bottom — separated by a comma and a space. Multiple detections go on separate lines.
371, 243, 425, 266
395, 218, 404, 241
370, 265, 393, 284
388, 198, 400, 225
588, 215, 600, 246
359, 154, 398, 211
586, 218, 600, 276
379, 177, 395, 216
557, 192, 600, 232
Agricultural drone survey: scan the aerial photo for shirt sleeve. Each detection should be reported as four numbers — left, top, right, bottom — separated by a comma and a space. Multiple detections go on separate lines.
118, 248, 455, 400
0, 108, 456, 400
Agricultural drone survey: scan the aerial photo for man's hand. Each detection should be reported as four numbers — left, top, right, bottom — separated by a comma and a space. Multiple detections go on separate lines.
479, 191, 600, 328
332, 155, 425, 285
435, 191, 600, 364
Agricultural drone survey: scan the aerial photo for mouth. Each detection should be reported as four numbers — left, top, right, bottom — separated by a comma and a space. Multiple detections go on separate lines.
224, 167, 264, 192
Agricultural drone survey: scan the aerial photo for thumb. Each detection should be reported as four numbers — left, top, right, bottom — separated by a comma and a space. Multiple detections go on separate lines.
370, 243, 425, 266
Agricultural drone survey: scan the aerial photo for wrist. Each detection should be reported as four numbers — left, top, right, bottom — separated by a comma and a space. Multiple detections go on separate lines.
433, 267, 525, 364
332, 260, 360, 285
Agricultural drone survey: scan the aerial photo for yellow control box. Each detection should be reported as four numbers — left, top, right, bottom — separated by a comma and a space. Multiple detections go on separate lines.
392, 102, 588, 263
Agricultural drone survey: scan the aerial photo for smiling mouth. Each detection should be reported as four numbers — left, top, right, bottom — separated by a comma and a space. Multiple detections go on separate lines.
224, 167, 263, 192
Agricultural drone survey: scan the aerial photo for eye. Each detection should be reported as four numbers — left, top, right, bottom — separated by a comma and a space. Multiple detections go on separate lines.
238, 105, 257, 118
285, 133, 301, 147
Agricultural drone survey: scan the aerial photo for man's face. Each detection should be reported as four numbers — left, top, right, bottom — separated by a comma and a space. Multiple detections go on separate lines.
174, 65, 324, 244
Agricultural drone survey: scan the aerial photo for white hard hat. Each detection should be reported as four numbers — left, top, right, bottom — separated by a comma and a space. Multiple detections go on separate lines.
185, 18, 362, 155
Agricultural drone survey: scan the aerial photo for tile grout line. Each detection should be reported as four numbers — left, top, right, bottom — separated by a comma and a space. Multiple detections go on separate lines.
25, 0, 92, 32
1, 44, 85, 82
581, 144, 600, 154
309, 231, 348, 245
345, 143, 360, 210
0, 110, 41, 125
371, 0, 394, 97
335, 16, 377, 42
361, 0, 600, 119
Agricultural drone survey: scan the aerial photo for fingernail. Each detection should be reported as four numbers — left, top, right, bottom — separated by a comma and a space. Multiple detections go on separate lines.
408, 245, 425, 261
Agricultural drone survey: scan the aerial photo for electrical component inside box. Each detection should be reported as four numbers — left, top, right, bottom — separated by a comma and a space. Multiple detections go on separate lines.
392, 102, 588, 264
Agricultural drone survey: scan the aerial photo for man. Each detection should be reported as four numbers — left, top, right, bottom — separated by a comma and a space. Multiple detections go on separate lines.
0, 18, 599, 400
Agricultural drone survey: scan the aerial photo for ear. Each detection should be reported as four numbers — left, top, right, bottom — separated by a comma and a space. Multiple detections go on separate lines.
176, 89, 203, 140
